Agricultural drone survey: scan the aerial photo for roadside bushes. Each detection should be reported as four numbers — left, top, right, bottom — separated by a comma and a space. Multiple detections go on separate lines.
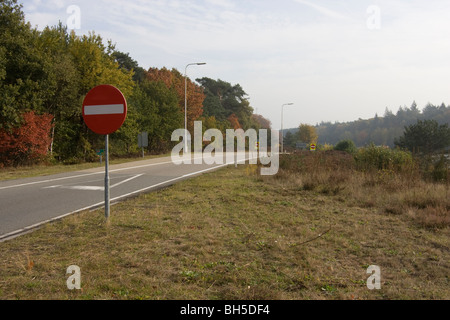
354, 144, 415, 173
282, 143, 422, 179
354, 144, 448, 183
334, 139, 357, 155
273, 147, 448, 228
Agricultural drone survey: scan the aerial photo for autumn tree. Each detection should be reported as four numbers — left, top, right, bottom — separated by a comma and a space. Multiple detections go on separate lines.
50, 31, 134, 161
36, 23, 80, 157
147, 67, 205, 132
251, 114, 272, 130
1, 1, 136, 164
69, 33, 134, 99
0, 111, 53, 166
227, 113, 241, 130
130, 79, 182, 153
297, 124, 318, 144
196, 77, 258, 130
0, 0, 46, 130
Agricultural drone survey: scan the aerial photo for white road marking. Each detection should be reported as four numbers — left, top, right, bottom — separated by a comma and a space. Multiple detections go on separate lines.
0, 160, 174, 190
0, 157, 258, 242
110, 174, 143, 188
0, 154, 255, 191
56, 174, 144, 191
66, 186, 104, 191
0, 155, 218, 190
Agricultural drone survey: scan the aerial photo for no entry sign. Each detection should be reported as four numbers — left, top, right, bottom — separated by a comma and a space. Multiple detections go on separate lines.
82, 84, 128, 220
82, 85, 127, 135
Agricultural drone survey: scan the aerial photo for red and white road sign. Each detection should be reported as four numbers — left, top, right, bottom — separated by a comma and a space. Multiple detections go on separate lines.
82, 85, 127, 135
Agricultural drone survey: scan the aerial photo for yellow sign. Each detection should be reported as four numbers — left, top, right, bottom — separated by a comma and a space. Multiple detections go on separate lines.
310, 144, 316, 151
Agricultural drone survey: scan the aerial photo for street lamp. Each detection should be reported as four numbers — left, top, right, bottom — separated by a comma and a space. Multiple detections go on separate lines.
185, 62, 206, 152
281, 103, 294, 154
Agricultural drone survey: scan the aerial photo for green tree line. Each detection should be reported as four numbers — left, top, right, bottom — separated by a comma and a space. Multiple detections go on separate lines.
315, 101, 449, 147
0, 0, 270, 166
283, 101, 449, 149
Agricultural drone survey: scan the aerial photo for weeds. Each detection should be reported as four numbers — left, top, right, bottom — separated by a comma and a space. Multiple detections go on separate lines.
271, 150, 449, 229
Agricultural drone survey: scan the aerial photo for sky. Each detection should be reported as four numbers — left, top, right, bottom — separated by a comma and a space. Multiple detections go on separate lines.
21, 0, 450, 130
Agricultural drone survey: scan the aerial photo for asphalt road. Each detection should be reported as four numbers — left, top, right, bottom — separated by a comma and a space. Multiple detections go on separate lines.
0, 153, 252, 241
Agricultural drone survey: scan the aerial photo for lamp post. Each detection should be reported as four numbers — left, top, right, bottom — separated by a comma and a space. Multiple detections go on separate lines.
185, 62, 206, 152
281, 103, 294, 154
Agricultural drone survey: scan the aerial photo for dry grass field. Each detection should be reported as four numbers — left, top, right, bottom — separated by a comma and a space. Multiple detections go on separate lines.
0, 151, 448, 300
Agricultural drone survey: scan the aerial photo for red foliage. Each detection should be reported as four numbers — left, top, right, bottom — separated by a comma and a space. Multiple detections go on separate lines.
0, 111, 54, 166
251, 114, 272, 129
227, 113, 241, 130
147, 67, 205, 130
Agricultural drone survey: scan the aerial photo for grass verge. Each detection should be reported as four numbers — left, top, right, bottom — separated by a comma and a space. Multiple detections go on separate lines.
0, 153, 170, 182
0, 156, 448, 300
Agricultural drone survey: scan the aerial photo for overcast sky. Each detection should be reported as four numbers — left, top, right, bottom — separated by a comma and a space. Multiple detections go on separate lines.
22, 0, 450, 129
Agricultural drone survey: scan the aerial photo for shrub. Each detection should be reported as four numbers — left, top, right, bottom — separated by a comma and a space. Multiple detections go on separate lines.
317, 143, 334, 151
355, 144, 414, 172
0, 111, 54, 166
430, 155, 449, 183
334, 140, 357, 154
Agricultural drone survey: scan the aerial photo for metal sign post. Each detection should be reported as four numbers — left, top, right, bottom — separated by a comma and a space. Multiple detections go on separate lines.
82, 85, 127, 222
105, 134, 110, 219
97, 149, 104, 164
138, 132, 148, 158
